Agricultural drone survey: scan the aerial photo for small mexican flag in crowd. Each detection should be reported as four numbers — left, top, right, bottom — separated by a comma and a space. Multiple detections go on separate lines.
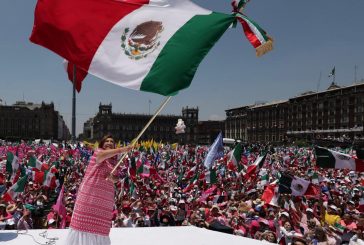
3, 175, 28, 202
279, 173, 319, 197
28, 156, 42, 170
6, 152, 19, 176
261, 182, 279, 207
227, 143, 242, 171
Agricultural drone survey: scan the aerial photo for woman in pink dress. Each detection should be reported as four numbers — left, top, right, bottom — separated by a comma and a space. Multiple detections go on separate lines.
66, 135, 132, 245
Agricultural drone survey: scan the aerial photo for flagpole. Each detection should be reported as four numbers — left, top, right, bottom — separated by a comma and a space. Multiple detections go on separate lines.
72, 64, 76, 142
108, 96, 173, 178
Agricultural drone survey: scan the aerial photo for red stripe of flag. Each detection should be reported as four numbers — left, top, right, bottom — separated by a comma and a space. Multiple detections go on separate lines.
30, 0, 146, 73
355, 159, 364, 172
237, 17, 262, 48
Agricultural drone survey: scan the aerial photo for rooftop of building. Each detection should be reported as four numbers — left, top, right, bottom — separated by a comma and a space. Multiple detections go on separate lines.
293, 80, 364, 99
226, 80, 364, 112
0, 101, 54, 110
226, 99, 288, 112
249, 99, 288, 109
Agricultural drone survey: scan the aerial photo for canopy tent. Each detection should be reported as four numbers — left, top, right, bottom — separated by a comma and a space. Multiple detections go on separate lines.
0, 226, 267, 245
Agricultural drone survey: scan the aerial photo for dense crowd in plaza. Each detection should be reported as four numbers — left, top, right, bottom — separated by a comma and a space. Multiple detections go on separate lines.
0, 139, 363, 245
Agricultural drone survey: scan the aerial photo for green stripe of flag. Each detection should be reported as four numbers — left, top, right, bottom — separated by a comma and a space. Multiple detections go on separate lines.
141, 12, 234, 95
315, 147, 336, 168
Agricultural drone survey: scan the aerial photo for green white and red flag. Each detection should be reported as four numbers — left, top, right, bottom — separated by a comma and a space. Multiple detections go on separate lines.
315, 146, 364, 172
28, 156, 43, 170
43, 167, 58, 188
204, 168, 217, 184
30, 0, 234, 96
261, 182, 279, 207
6, 152, 19, 176
2, 175, 28, 202
185, 165, 197, 180
30, 0, 272, 95
198, 185, 217, 202
32, 170, 45, 184
140, 163, 157, 178
244, 154, 266, 179
231, 0, 273, 57
227, 143, 242, 171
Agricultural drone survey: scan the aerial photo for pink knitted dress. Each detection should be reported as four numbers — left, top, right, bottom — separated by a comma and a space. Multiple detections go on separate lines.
70, 149, 115, 236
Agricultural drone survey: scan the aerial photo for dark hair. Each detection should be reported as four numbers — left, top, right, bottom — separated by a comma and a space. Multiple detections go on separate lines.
99, 134, 115, 149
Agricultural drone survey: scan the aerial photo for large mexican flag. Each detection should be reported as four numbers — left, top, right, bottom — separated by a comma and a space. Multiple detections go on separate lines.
30, 0, 235, 96
315, 146, 364, 172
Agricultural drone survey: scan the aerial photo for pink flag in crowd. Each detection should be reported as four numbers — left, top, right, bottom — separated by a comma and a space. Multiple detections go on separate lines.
53, 185, 67, 228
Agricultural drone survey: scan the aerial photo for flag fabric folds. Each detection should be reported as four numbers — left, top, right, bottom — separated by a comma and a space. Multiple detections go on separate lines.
29, 156, 42, 170
53, 185, 67, 228
3, 175, 28, 202
261, 183, 279, 207
227, 143, 242, 169
63, 60, 88, 93
205, 168, 217, 184
30, 0, 235, 96
315, 146, 364, 172
244, 154, 267, 179
203, 132, 224, 169
278, 173, 318, 197
328, 66, 336, 77
355, 147, 364, 160
6, 152, 18, 176
231, 0, 273, 57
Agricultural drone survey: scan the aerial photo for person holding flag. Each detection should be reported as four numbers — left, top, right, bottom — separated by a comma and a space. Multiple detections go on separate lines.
66, 134, 133, 245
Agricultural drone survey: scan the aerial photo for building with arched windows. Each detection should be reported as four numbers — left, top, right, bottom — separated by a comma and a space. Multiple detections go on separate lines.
0, 101, 70, 140
225, 82, 364, 143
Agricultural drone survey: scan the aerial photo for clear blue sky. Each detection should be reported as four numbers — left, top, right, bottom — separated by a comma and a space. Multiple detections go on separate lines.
0, 0, 363, 136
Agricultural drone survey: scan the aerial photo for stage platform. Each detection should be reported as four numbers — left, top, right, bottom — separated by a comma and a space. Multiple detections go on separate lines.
0, 226, 268, 245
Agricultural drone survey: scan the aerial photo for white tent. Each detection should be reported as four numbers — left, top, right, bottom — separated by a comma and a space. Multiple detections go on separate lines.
0, 226, 268, 245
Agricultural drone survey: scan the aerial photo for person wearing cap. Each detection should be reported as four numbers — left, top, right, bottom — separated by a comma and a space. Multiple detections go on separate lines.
253, 218, 271, 240
120, 204, 133, 227
277, 220, 304, 245
349, 225, 364, 245
133, 213, 145, 227
207, 205, 228, 227
47, 218, 57, 229
0, 203, 10, 230
301, 208, 320, 234
5, 203, 18, 229
340, 213, 357, 231
158, 211, 175, 226
209, 205, 221, 219
175, 200, 187, 226
17, 208, 33, 230
312, 226, 337, 245
143, 206, 155, 227
346, 200, 360, 214
324, 205, 341, 226
66, 134, 133, 245
261, 230, 277, 243
278, 211, 290, 226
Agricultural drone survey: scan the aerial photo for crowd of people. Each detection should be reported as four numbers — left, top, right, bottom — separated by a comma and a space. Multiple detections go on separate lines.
0, 139, 363, 245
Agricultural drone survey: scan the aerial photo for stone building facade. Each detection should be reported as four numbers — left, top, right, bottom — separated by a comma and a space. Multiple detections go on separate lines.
0, 101, 70, 140
225, 82, 364, 143
82, 104, 226, 145
82, 104, 200, 144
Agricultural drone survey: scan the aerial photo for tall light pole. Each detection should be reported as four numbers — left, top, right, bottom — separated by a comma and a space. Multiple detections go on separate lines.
72, 64, 76, 141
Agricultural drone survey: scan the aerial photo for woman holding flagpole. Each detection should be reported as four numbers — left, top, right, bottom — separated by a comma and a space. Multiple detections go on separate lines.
66, 134, 133, 245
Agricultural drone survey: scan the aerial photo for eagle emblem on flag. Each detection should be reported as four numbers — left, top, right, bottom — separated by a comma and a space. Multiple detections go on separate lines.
337, 154, 351, 161
292, 183, 303, 192
121, 21, 164, 60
